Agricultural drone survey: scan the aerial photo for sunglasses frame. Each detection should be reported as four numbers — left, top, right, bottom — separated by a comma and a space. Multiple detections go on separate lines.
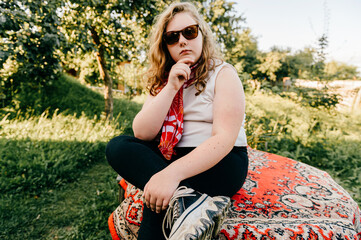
163, 24, 200, 45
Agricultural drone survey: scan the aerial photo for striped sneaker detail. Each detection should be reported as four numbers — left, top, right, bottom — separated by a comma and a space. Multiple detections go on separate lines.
166, 193, 230, 240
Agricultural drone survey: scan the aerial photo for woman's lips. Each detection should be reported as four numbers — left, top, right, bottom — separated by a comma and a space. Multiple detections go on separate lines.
180, 50, 191, 55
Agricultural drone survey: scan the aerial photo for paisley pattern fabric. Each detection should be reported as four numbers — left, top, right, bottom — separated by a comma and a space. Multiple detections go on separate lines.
108, 147, 361, 240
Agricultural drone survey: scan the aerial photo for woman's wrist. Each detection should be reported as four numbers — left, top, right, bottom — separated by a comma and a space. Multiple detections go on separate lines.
163, 162, 186, 182
164, 81, 181, 94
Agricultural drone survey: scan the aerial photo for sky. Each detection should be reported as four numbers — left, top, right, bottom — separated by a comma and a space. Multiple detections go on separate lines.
234, 0, 361, 72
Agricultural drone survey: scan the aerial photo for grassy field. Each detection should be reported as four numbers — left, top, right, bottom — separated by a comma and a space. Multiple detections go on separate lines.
0, 75, 360, 239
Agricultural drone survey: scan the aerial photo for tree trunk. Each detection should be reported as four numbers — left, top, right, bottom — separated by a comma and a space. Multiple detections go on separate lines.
90, 26, 113, 121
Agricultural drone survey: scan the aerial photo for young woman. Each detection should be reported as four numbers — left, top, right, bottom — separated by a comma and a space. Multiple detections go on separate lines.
106, 2, 248, 239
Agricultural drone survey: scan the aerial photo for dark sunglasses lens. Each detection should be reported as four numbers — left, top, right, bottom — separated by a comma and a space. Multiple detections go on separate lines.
164, 25, 199, 45
183, 25, 198, 39
164, 32, 179, 45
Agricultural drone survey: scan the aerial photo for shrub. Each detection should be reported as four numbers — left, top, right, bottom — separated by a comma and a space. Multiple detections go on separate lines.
279, 87, 340, 109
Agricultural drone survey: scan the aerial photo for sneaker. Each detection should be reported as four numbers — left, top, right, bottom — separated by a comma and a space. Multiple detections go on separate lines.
162, 186, 231, 240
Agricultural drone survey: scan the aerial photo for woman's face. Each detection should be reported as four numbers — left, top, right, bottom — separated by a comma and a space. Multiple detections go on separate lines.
165, 12, 203, 64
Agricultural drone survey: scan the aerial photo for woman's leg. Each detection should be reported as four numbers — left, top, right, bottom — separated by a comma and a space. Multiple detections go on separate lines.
177, 147, 249, 197
106, 135, 170, 239
106, 135, 169, 190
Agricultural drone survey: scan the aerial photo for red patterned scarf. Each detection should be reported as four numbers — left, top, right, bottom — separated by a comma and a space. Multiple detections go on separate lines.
158, 63, 198, 160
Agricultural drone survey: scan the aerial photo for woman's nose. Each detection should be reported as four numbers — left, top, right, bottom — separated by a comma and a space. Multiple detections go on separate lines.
178, 33, 188, 46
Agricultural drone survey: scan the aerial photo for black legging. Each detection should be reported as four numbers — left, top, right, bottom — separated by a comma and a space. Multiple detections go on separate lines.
106, 135, 248, 240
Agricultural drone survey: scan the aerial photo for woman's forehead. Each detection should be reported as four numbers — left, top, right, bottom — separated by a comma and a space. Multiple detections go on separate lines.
166, 12, 198, 32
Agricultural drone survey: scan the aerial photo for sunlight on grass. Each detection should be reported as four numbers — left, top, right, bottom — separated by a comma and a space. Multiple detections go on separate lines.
0, 109, 123, 142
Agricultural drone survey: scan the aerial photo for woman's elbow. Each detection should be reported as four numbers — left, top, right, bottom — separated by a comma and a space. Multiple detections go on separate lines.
133, 132, 152, 141
133, 122, 159, 141
133, 128, 156, 141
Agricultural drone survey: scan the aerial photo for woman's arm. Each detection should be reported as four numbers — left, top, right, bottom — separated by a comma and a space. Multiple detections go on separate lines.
132, 57, 194, 140
132, 86, 177, 140
143, 66, 246, 212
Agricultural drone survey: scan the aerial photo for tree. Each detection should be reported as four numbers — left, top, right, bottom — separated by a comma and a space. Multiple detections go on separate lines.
0, 0, 63, 112
256, 51, 285, 82
60, 0, 162, 120
269, 46, 293, 82
225, 28, 260, 78
196, 0, 245, 53
289, 48, 315, 79
325, 61, 360, 80
313, 34, 328, 80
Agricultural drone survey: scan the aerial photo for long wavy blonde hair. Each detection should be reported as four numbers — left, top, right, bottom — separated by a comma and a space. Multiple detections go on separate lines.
147, 2, 223, 96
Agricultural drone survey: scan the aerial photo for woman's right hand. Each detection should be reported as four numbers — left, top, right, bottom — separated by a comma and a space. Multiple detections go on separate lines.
132, 57, 195, 140
167, 57, 194, 91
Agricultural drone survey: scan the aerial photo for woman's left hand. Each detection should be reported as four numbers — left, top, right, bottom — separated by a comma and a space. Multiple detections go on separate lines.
143, 168, 180, 213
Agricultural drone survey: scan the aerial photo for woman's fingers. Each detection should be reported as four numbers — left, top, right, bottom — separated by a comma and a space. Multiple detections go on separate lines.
167, 60, 193, 91
175, 67, 189, 81
162, 198, 169, 211
144, 190, 170, 213
143, 171, 181, 214
177, 57, 194, 66
155, 198, 163, 213
143, 185, 150, 209
149, 194, 157, 212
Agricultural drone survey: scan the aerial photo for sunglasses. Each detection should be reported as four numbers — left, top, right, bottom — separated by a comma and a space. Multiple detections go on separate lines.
163, 24, 200, 45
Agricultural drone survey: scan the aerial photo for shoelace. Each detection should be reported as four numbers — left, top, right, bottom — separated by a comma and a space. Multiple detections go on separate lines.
162, 186, 196, 239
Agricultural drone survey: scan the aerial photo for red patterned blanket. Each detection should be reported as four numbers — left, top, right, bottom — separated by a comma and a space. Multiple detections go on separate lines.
108, 148, 361, 239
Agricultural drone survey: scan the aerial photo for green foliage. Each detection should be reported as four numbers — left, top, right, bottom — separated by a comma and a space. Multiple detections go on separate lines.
114, 61, 148, 96
0, 0, 64, 110
325, 61, 360, 80
197, 0, 245, 53
256, 51, 286, 81
1, 73, 142, 125
44, 74, 105, 117
279, 87, 340, 109
0, 74, 142, 238
61, 52, 102, 86
226, 28, 260, 76
60, 0, 157, 61
286, 48, 315, 79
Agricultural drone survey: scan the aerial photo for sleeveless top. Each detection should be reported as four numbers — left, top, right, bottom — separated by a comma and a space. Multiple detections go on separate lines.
176, 61, 247, 147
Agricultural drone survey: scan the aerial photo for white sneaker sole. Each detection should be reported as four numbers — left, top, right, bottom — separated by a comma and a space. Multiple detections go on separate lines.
168, 194, 230, 240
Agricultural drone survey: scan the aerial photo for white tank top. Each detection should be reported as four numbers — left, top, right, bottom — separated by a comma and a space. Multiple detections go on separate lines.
176, 61, 247, 147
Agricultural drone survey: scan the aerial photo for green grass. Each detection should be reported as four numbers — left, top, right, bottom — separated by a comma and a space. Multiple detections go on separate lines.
0, 110, 126, 196
0, 74, 360, 239
0, 74, 142, 239
1, 74, 141, 135
0, 160, 118, 239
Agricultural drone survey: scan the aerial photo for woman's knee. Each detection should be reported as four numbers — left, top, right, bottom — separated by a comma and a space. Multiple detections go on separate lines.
106, 135, 135, 164
187, 150, 248, 197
